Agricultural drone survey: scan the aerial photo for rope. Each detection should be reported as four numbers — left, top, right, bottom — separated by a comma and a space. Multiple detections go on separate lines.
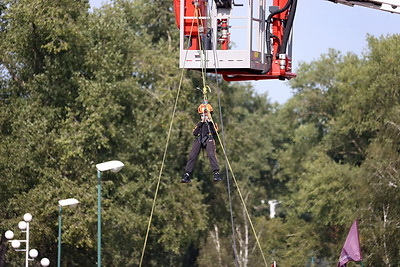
196, 3, 260, 265
138, 12, 197, 267
193, 1, 211, 101
215, 78, 239, 266
140, 2, 268, 266
207, 5, 239, 262
214, 66, 239, 267
208, 112, 269, 267
138, 68, 184, 267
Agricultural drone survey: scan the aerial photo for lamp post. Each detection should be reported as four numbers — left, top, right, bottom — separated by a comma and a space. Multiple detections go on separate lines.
4, 213, 50, 266
95, 160, 124, 267
58, 198, 80, 267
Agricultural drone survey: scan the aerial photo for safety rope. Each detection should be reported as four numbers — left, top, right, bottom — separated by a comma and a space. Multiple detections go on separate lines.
193, 1, 211, 102
208, 113, 269, 267
138, 13, 197, 267
138, 69, 183, 267
213, 53, 240, 267
140, 1, 268, 266
195, 2, 266, 265
201, 4, 240, 264
215, 78, 240, 266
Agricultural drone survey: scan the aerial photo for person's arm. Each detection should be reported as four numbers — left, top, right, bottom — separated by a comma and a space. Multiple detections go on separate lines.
193, 121, 202, 136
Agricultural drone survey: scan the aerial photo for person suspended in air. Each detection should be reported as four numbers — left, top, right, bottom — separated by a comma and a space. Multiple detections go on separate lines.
181, 100, 222, 183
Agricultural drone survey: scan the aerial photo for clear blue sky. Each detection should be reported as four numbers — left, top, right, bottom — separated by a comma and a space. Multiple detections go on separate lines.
89, 0, 400, 103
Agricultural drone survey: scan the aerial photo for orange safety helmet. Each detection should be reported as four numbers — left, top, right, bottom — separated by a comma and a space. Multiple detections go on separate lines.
198, 101, 213, 114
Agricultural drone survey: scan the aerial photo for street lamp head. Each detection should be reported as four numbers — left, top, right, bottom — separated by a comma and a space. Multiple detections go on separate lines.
58, 198, 80, 207
40, 258, 50, 267
23, 213, 32, 222
96, 160, 124, 173
11, 240, 21, 248
5, 230, 14, 240
29, 249, 39, 258
18, 221, 27, 230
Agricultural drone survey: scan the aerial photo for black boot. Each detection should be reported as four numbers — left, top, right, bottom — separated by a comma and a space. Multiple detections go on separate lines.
181, 172, 191, 183
213, 171, 222, 182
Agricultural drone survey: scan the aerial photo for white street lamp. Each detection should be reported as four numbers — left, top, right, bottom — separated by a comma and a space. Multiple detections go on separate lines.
5, 230, 14, 240
29, 249, 38, 258
58, 198, 80, 267
95, 160, 124, 267
24, 213, 32, 222
4, 213, 49, 266
41, 258, 50, 267
11, 240, 21, 249
18, 221, 27, 230
96, 160, 125, 173
58, 198, 79, 207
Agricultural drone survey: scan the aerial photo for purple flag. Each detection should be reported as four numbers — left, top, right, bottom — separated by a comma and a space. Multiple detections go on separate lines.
337, 220, 362, 267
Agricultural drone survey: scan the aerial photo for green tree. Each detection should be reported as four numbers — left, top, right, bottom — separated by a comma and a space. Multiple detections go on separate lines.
3, 0, 399, 265
273, 34, 400, 265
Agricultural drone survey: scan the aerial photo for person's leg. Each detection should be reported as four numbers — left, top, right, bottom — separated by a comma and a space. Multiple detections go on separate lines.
205, 139, 219, 172
183, 140, 202, 182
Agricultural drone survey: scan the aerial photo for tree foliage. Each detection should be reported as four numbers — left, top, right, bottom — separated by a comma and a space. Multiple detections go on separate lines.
1, 0, 400, 266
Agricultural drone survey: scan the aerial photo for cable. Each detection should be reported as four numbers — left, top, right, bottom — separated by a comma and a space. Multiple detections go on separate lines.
138, 13, 197, 267
209, 7, 239, 263
140, 2, 268, 265
216, 79, 239, 267
193, 2, 210, 99
280, 0, 297, 54
208, 113, 269, 267
139, 63, 184, 267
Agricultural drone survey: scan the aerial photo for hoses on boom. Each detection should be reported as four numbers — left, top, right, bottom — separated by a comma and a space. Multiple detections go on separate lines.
271, 34, 281, 57
280, 0, 297, 54
260, 0, 294, 75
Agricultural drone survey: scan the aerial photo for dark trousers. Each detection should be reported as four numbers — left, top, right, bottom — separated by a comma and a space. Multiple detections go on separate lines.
184, 138, 220, 174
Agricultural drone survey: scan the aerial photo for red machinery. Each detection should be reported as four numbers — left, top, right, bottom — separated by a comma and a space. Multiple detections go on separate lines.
174, 0, 297, 81
328, 0, 400, 14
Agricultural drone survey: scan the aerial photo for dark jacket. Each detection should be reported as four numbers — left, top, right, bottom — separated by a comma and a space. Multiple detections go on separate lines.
193, 121, 218, 137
